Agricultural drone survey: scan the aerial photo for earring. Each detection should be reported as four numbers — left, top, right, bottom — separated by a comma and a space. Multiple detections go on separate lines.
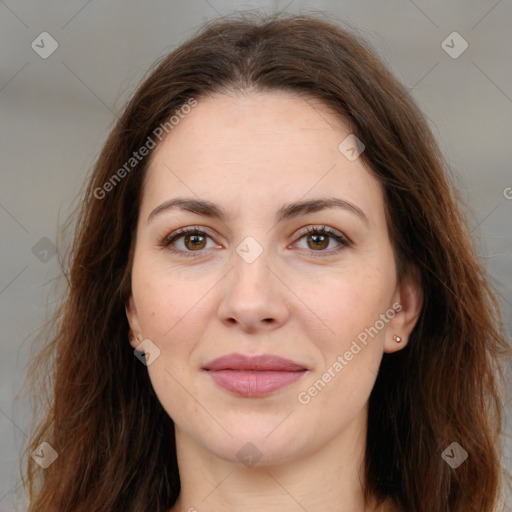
393, 335, 402, 343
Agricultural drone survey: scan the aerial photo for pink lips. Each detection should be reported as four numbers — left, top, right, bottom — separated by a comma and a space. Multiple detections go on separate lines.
203, 353, 308, 397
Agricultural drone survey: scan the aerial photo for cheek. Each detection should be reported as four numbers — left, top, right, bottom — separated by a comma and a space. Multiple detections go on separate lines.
132, 269, 211, 422
297, 262, 395, 409
294, 276, 391, 428
131, 261, 213, 343
297, 264, 394, 350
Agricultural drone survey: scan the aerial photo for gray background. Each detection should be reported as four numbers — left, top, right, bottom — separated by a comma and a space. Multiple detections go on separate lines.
1, 0, 511, 510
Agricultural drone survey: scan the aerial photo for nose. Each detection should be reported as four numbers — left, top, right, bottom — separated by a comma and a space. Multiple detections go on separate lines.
217, 247, 290, 333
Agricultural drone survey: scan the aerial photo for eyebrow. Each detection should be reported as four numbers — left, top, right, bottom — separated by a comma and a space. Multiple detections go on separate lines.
147, 196, 369, 225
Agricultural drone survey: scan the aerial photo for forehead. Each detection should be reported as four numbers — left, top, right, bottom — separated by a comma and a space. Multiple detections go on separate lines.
141, 90, 385, 227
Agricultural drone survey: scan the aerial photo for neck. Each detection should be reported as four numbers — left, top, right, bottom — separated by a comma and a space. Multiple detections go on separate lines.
170, 406, 383, 512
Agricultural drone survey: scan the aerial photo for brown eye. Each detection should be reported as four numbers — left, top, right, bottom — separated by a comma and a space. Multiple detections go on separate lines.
307, 233, 329, 250
294, 226, 351, 256
161, 227, 216, 256
183, 233, 207, 251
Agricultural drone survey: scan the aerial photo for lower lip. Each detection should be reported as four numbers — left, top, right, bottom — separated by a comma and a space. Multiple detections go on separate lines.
206, 370, 307, 397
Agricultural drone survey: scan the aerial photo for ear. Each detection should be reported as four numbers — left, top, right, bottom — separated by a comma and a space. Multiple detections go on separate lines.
126, 293, 143, 350
384, 266, 423, 354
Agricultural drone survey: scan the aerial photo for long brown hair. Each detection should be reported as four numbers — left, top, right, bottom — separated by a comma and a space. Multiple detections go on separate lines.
23, 12, 510, 512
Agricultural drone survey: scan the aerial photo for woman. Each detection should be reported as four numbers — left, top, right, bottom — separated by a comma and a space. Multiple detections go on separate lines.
24, 12, 510, 512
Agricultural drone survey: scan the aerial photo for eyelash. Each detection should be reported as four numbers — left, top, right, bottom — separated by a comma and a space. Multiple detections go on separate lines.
159, 225, 351, 258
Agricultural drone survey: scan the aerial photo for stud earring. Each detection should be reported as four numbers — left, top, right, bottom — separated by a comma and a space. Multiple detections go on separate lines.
393, 335, 402, 343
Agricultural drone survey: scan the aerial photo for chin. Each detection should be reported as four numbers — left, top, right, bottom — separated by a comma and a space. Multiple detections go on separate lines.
208, 436, 305, 467
197, 416, 312, 466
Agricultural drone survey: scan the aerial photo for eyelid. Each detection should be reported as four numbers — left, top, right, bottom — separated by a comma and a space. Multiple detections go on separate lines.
292, 225, 351, 245
159, 226, 218, 250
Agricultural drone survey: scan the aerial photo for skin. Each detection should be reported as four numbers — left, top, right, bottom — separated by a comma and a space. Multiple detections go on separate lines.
126, 90, 422, 512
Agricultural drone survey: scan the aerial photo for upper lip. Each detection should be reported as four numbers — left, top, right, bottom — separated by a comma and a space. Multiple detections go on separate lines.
203, 353, 307, 371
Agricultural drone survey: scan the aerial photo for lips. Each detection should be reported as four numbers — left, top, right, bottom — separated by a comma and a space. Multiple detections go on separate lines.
203, 353, 308, 397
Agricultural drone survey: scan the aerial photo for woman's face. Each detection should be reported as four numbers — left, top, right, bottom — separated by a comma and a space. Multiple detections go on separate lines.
126, 90, 421, 466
